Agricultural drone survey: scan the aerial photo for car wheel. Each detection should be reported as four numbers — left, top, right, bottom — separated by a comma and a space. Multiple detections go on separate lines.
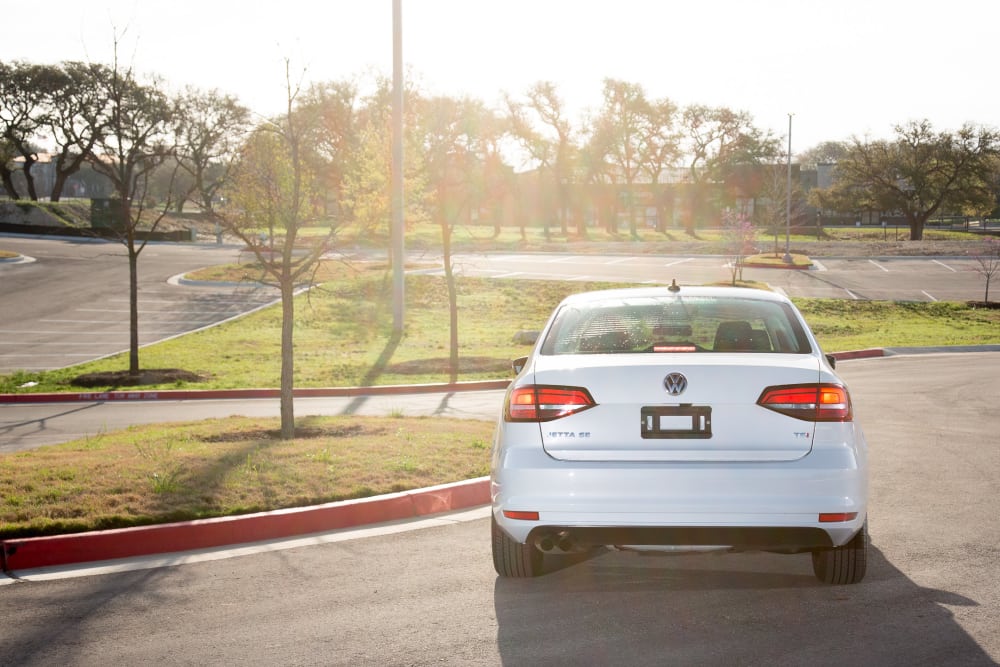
492, 516, 543, 577
812, 519, 868, 585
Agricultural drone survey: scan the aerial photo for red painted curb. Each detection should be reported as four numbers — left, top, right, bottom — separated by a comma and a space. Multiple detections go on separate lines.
0, 380, 512, 404
1, 477, 490, 572
829, 349, 885, 361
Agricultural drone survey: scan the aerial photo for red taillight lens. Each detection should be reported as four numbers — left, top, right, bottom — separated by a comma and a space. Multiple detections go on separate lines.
757, 383, 852, 422
505, 385, 597, 422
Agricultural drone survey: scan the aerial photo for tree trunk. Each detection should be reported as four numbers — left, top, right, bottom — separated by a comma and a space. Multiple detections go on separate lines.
908, 213, 927, 241
280, 280, 296, 439
441, 218, 459, 384
0, 167, 18, 199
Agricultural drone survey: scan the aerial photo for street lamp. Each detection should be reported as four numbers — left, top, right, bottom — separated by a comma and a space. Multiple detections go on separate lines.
784, 113, 793, 264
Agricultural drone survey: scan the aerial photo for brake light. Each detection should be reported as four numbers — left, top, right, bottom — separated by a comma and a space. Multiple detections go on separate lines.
505, 385, 597, 422
757, 383, 852, 422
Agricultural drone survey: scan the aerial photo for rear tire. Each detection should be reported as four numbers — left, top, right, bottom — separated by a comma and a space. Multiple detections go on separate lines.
812, 519, 868, 585
492, 515, 543, 577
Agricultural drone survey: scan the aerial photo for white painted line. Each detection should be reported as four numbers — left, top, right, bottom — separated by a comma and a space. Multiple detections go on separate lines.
846, 289, 860, 300
811, 260, 827, 271
663, 258, 694, 267
494, 272, 525, 278
604, 257, 634, 265
922, 291, 939, 301
868, 259, 890, 272
931, 259, 958, 272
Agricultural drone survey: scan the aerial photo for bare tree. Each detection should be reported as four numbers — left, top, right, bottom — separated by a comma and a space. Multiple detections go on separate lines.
971, 237, 1000, 303
214, 64, 333, 439
722, 210, 756, 285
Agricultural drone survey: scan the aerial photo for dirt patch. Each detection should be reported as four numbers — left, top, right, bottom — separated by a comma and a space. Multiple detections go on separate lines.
69, 368, 206, 388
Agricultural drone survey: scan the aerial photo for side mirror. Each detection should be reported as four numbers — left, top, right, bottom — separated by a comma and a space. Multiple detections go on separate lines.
512, 356, 528, 375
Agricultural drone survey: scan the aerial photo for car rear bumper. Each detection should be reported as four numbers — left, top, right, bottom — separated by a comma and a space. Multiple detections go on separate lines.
491, 446, 867, 551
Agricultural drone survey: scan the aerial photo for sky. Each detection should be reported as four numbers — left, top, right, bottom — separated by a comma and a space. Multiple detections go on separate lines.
4, 0, 998, 154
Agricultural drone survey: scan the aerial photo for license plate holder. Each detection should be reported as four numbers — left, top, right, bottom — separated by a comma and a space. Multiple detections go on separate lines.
641, 405, 712, 439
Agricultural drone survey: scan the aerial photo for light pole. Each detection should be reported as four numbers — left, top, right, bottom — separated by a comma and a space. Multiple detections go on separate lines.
391, 0, 405, 333
784, 113, 793, 263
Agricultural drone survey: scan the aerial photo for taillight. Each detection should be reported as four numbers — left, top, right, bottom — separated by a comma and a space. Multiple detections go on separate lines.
757, 383, 852, 422
505, 385, 596, 422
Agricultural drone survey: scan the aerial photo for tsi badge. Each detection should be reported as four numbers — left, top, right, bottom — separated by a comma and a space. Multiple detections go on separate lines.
663, 372, 687, 396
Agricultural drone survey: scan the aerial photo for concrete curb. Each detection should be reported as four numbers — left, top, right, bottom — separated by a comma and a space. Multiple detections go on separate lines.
1, 477, 490, 573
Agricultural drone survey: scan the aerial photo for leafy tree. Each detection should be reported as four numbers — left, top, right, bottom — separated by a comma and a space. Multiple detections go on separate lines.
0, 61, 59, 199
412, 94, 493, 381
680, 105, 781, 232
505, 81, 580, 236
85, 52, 177, 376
173, 87, 251, 215
296, 79, 359, 224
592, 79, 651, 238
340, 75, 427, 244
636, 97, 682, 233
797, 140, 849, 170
813, 120, 1000, 240
41, 62, 112, 201
215, 66, 333, 439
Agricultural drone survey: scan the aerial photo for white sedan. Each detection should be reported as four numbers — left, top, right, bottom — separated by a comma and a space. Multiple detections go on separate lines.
490, 284, 868, 584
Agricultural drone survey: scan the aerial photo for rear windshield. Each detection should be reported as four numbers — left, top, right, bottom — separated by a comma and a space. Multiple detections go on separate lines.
539, 295, 812, 355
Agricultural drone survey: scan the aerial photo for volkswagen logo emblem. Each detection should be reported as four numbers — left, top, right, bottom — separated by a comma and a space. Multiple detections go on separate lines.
663, 372, 687, 396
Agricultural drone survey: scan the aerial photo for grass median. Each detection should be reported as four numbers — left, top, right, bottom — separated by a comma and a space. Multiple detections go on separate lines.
2, 260, 999, 539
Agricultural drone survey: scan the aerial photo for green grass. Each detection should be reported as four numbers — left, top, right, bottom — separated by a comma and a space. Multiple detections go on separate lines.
0, 415, 494, 538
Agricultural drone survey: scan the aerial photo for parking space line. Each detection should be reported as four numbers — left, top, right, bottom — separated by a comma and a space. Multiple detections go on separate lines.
846, 289, 860, 299
932, 259, 958, 272
922, 291, 938, 301
868, 260, 890, 272
663, 258, 694, 267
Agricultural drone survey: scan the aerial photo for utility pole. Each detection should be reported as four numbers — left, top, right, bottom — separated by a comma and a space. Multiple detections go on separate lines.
391, 0, 405, 332
784, 113, 793, 264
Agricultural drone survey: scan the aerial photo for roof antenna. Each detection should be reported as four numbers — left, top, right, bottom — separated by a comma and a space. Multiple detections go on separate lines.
668, 279, 681, 292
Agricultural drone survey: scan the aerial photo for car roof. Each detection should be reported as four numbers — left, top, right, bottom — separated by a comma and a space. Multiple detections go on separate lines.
556, 285, 791, 307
